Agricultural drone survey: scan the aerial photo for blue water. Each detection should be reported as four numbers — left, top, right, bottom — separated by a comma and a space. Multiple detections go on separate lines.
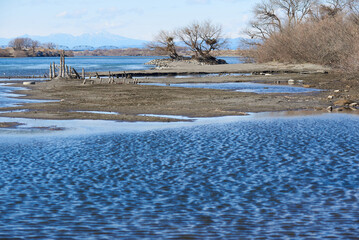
0, 56, 243, 77
0, 113, 358, 239
0, 83, 56, 108
141, 82, 322, 93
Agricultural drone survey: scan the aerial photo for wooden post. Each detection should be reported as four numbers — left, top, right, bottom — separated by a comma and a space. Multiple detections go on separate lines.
49, 64, 53, 79
66, 65, 69, 77
52, 62, 56, 78
82, 68, 85, 79
59, 55, 63, 77
69, 66, 72, 77
61, 50, 66, 78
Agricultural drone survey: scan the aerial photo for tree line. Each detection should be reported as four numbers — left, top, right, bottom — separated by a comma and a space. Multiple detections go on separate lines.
243, 0, 359, 75
8, 37, 56, 51
0, 37, 68, 57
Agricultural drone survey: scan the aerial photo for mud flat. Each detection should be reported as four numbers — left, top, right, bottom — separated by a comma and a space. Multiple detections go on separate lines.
0, 62, 358, 122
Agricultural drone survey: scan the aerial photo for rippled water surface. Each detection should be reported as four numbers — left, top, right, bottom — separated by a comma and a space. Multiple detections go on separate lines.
0, 56, 243, 77
0, 114, 358, 239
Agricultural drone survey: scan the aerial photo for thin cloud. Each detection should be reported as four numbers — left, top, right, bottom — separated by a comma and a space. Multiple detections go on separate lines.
56, 9, 88, 19
186, 0, 211, 4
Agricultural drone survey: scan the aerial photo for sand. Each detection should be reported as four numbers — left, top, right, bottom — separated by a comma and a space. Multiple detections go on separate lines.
0, 62, 358, 122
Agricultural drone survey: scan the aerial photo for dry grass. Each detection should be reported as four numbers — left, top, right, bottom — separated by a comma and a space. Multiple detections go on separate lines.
246, 14, 359, 77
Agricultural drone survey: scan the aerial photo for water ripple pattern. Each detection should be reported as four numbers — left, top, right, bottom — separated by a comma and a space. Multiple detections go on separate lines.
0, 115, 358, 239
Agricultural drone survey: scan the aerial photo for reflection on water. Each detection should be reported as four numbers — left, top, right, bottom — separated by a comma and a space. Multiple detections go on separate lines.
0, 113, 358, 239
140, 82, 322, 93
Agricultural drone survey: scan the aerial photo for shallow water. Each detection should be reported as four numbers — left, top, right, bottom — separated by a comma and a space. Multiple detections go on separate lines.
140, 82, 322, 93
0, 113, 358, 239
0, 83, 56, 108
0, 56, 243, 77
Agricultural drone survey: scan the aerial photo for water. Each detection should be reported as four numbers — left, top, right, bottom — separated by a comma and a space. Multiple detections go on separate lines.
0, 83, 56, 108
140, 82, 322, 93
0, 56, 243, 77
0, 113, 358, 239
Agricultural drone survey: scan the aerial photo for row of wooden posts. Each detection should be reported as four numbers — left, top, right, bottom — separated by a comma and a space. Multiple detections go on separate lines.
49, 51, 138, 84
49, 50, 84, 79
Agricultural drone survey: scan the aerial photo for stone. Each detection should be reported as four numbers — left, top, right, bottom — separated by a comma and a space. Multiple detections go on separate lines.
327, 95, 334, 100
288, 79, 295, 85
23, 81, 35, 85
349, 102, 358, 107
334, 90, 340, 93
327, 106, 333, 112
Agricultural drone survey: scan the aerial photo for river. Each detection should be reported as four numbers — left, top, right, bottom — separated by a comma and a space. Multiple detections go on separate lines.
0, 56, 243, 77
0, 57, 358, 239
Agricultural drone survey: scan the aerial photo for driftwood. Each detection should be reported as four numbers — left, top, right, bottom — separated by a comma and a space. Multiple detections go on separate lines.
72, 68, 81, 79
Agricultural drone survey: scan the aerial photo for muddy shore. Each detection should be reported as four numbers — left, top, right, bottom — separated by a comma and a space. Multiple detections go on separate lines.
0, 62, 358, 122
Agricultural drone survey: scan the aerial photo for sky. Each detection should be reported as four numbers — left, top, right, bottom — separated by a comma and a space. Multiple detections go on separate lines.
0, 0, 260, 40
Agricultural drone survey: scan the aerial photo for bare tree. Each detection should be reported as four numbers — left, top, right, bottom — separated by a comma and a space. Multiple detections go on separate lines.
147, 30, 180, 59
8, 37, 34, 50
348, 0, 359, 25
175, 20, 227, 60
43, 42, 56, 50
247, 0, 318, 39
31, 40, 39, 54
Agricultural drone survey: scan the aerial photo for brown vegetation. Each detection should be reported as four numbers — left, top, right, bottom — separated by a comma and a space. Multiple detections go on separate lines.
243, 0, 359, 76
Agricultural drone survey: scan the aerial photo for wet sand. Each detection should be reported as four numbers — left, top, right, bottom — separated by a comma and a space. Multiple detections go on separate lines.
0, 62, 358, 122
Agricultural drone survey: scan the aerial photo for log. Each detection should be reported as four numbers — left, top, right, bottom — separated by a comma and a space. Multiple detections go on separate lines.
82, 68, 85, 79
72, 68, 81, 79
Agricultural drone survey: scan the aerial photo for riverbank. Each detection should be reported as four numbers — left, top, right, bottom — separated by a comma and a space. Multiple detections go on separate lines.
0, 62, 358, 122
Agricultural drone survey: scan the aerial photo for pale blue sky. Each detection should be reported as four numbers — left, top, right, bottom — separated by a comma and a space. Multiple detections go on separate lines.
0, 0, 260, 40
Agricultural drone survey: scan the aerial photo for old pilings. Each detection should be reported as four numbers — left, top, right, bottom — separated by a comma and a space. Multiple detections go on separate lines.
49, 50, 82, 80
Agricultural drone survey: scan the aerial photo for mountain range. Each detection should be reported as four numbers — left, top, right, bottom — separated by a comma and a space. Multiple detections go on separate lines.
0, 32, 248, 50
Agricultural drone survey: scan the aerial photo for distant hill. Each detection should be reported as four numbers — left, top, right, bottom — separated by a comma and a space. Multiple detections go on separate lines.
0, 32, 256, 51
0, 32, 148, 49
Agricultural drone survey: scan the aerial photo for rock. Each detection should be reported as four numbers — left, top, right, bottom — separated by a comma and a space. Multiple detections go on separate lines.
23, 81, 35, 85
288, 79, 295, 85
327, 106, 333, 112
334, 90, 340, 93
349, 102, 358, 107
334, 99, 352, 106
303, 84, 314, 88
327, 95, 334, 100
